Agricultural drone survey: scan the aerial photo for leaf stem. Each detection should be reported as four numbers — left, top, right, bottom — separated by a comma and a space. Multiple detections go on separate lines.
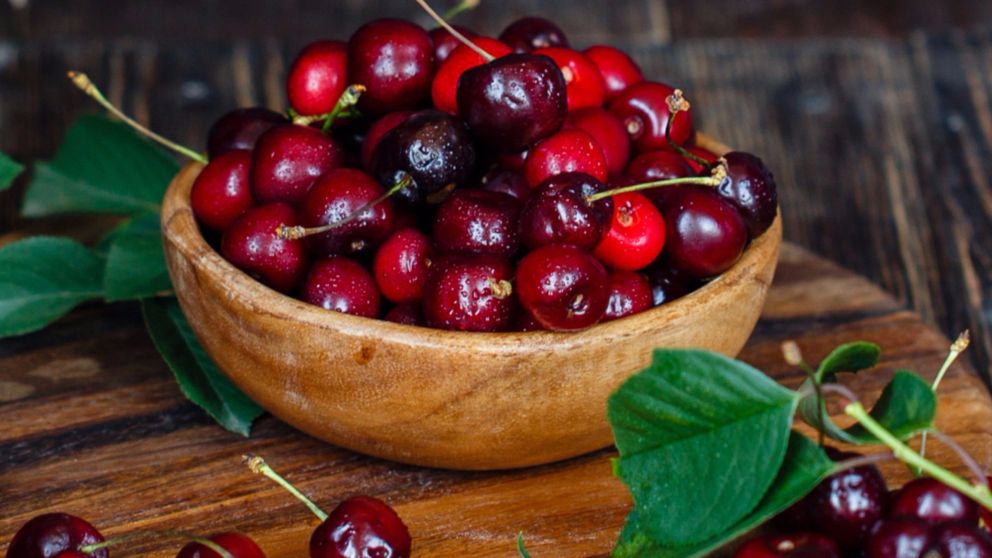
277, 174, 412, 240
585, 175, 722, 203
243, 454, 328, 521
921, 330, 971, 459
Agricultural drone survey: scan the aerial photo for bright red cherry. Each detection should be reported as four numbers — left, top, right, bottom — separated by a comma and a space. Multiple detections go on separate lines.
347, 19, 435, 116
287, 40, 348, 116
6, 513, 108, 558
524, 128, 608, 188
865, 519, 934, 558
361, 111, 413, 170
384, 303, 425, 326
190, 150, 254, 231
683, 144, 718, 173
931, 523, 992, 558
583, 45, 644, 101
250, 124, 344, 204
713, 151, 779, 237
176, 532, 267, 558
625, 150, 694, 183
431, 38, 512, 115
481, 168, 530, 201
429, 25, 476, 63
516, 243, 608, 331
663, 186, 747, 279
608, 81, 694, 152
498, 16, 569, 52
565, 107, 631, 176
302, 257, 381, 318
519, 172, 613, 251
298, 168, 396, 257
593, 191, 665, 271
433, 189, 521, 257
532, 47, 606, 110
310, 495, 411, 558
733, 532, 841, 558
221, 203, 308, 293
603, 270, 652, 321
373, 228, 433, 304
890, 477, 980, 526
423, 254, 515, 332
206, 107, 287, 158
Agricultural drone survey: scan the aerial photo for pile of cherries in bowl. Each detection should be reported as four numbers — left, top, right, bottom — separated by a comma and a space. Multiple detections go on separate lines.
191, 10, 778, 333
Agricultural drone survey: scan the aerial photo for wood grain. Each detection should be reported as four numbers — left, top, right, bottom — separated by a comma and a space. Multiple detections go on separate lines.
1, 244, 989, 557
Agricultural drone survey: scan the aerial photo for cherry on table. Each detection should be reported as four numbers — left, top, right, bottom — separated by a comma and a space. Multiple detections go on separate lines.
373, 227, 433, 304
429, 25, 476, 63
516, 243, 609, 331
603, 270, 652, 321
298, 167, 396, 257
646, 261, 697, 306
733, 532, 841, 558
481, 168, 530, 201
206, 107, 287, 159
498, 16, 569, 52
532, 47, 606, 110
518, 172, 614, 251
804, 451, 888, 549
361, 111, 413, 170
432, 38, 512, 114
865, 518, 934, 558
287, 40, 348, 117
221, 202, 308, 293
931, 522, 992, 557
250, 124, 344, 204
713, 151, 779, 237
347, 18, 435, 116
6, 513, 108, 558
565, 107, 631, 176
191, 149, 254, 231
523, 128, 609, 188
175, 532, 267, 558
608, 81, 694, 152
423, 254, 515, 332
663, 185, 747, 279
310, 495, 411, 558
433, 189, 521, 257
583, 45, 644, 101
593, 191, 666, 271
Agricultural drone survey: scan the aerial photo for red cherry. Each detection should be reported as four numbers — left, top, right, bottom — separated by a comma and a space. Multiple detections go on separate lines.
7, 514, 108, 558
663, 186, 747, 279
603, 270, 652, 321
524, 128, 608, 188
646, 261, 697, 306
361, 111, 413, 170
516, 243, 608, 331
565, 107, 631, 175
302, 257, 381, 318
583, 45, 644, 101
190, 150, 254, 231
431, 38, 512, 114
429, 25, 476, 63
593, 191, 666, 271
497, 149, 529, 172
498, 16, 569, 52
176, 532, 266, 558
733, 532, 841, 558
298, 167, 396, 257
608, 81, 694, 152
347, 19, 435, 116
626, 150, 694, 183
310, 495, 411, 558
519, 172, 613, 251
433, 189, 521, 257
515, 309, 546, 331
287, 40, 348, 116
207, 107, 287, 158
683, 144, 719, 173
481, 168, 530, 201
221, 203, 308, 293
373, 227, 433, 304
384, 303, 425, 325
889, 477, 980, 526
423, 254, 515, 332
865, 519, 934, 558
532, 47, 606, 110
932, 523, 992, 557
250, 124, 344, 204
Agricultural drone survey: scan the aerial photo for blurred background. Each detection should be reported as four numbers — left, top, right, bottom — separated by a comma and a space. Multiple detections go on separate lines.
1, 0, 991, 383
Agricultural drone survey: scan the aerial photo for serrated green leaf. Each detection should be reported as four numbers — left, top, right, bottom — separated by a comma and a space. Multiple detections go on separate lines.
141, 297, 263, 436
22, 114, 178, 217
607, 350, 799, 546
0, 151, 24, 191
104, 212, 171, 301
816, 341, 881, 383
613, 434, 836, 558
0, 236, 103, 338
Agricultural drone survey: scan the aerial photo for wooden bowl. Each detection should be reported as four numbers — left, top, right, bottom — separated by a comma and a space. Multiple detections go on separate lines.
161, 136, 782, 470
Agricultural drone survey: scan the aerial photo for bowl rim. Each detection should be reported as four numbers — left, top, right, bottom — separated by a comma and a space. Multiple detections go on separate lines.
162, 133, 782, 354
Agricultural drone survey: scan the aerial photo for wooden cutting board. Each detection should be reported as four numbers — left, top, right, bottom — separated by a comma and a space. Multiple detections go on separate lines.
1, 243, 990, 557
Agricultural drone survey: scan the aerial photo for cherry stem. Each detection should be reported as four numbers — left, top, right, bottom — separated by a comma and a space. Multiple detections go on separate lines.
276, 175, 413, 241
292, 84, 367, 129
243, 454, 329, 521
664, 89, 711, 168
442, 0, 480, 20
920, 330, 971, 459
926, 429, 987, 486
819, 383, 861, 406
67, 71, 208, 164
489, 278, 513, 299
585, 174, 723, 203
836, 451, 896, 471
414, 0, 494, 62
77, 530, 234, 558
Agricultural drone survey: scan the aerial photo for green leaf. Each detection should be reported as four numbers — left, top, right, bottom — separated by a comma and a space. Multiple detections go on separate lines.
141, 297, 263, 436
104, 212, 171, 301
22, 114, 179, 217
0, 151, 24, 191
613, 434, 836, 558
0, 236, 103, 338
816, 341, 881, 383
607, 350, 799, 546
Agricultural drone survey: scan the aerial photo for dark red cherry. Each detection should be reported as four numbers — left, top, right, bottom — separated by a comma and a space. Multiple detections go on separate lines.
865, 519, 934, 558
176, 532, 267, 558
593, 191, 666, 271
524, 128, 608, 188
603, 270, 652, 321
53, 552, 90, 558
733, 532, 841, 558
608, 81, 694, 152
7, 513, 108, 558
646, 261, 697, 306
481, 168, 530, 201
497, 148, 529, 172
932, 523, 992, 558
423, 254, 515, 332
250, 124, 344, 204
713, 151, 779, 237
370, 109, 477, 204
347, 19, 435, 116
515, 311, 546, 332
361, 111, 413, 170
310, 495, 410, 558
303, 257, 380, 318
191, 149, 254, 231
287, 40, 348, 116
565, 107, 631, 176
583, 45, 644, 101
373, 228, 433, 304
456, 53, 567, 153
498, 16, 569, 53
432, 38, 513, 115
298, 168, 396, 256
429, 25, 476, 63
206, 107, 287, 158
519, 172, 613, 251
805, 453, 888, 549
221, 203, 308, 293
516, 243, 608, 331
384, 303, 425, 326
890, 477, 980, 526
626, 150, 694, 183
433, 189, 521, 257
663, 186, 747, 279
532, 47, 605, 110
683, 144, 719, 173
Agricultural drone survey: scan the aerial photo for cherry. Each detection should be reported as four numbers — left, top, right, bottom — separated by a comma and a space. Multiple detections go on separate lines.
646, 261, 697, 306
532, 47, 606, 110
712, 151, 779, 237
384, 303, 425, 326
370, 109, 477, 204
287, 40, 348, 116
733, 532, 841, 558
565, 107, 631, 176
480, 168, 530, 201
890, 477, 980, 526
498, 16, 569, 52
663, 185, 747, 279
433, 189, 521, 257
625, 150, 694, 183
515, 311, 546, 332
516, 243, 609, 331
6, 513, 108, 558
302, 257, 381, 318
206, 107, 287, 158
593, 191, 666, 271
429, 25, 476, 63
190, 149, 253, 231
518, 172, 614, 251
608, 81, 694, 152
683, 144, 718, 173
372, 227, 433, 304
865, 519, 935, 558
431, 38, 512, 115
310, 496, 411, 558
250, 124, 344, 204
804, 452, 888, 549
423, 254, 515, 332
361, 111, 413, 170
523, 128, 609, 188
496, 148, 529, 172
456, 53, 567, 153
221, 203, 308, 293
347, 19, 435, 116
298, 168, 396, 256
175, 533, 266, 558
603, 270, 652, 321
931, 523, 992, 558
583, 45, 644, 101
